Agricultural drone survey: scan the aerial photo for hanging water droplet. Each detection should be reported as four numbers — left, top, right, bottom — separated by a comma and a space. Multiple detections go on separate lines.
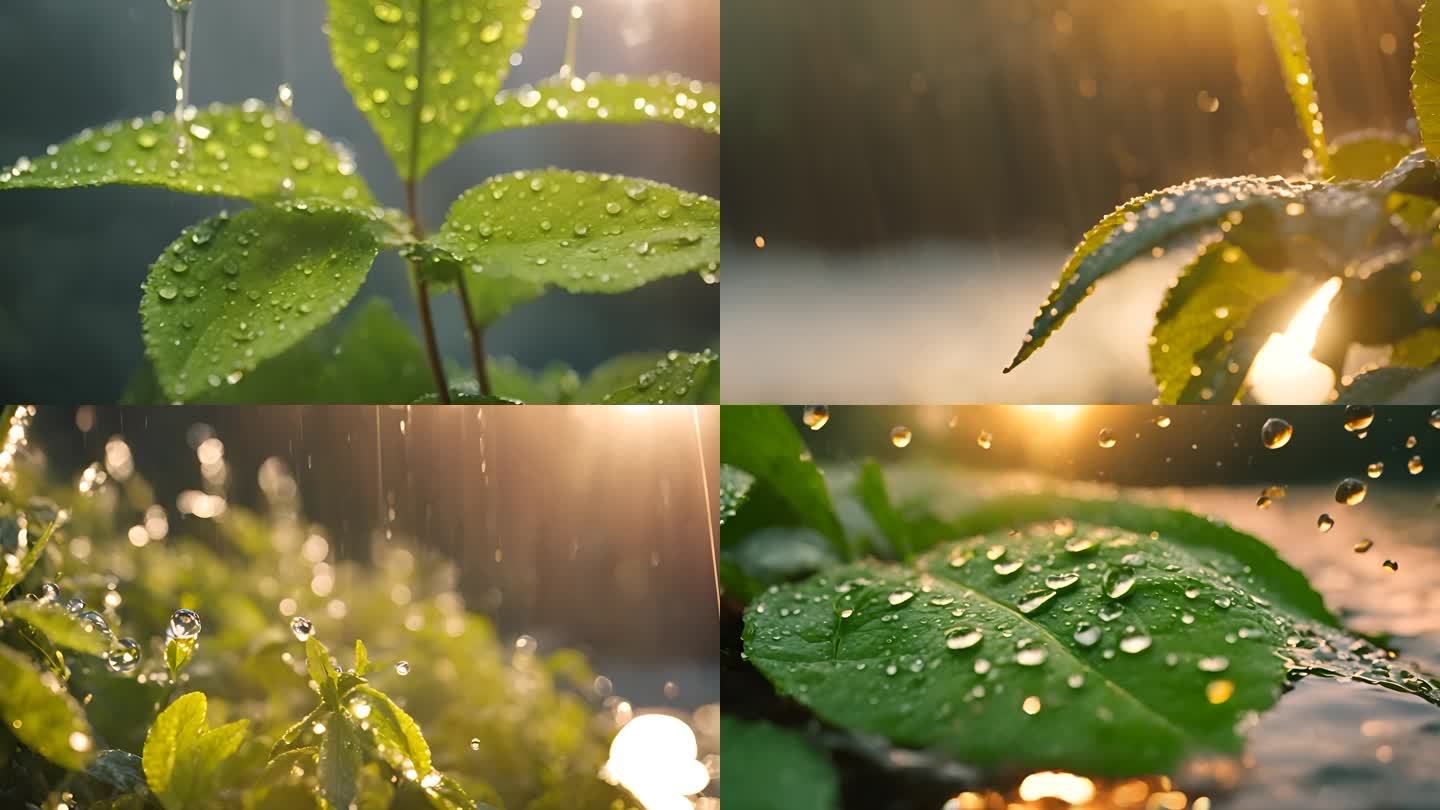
1317, 513, 1334, 532
802, 405, 829, 431
1343, 405, 1375, 432
1260, 417, 1293, 449
889, 426, 912, 448
395, 660, 410, 675
945, 627, 983, 650
167, 608, 201, 640
1103, 565, 1136, 598
1096, 428, 1117, 448
976, 430, 992, 450
106, 637, 142, 673
1334, 478, 1367, 506
290, 616, 313, 641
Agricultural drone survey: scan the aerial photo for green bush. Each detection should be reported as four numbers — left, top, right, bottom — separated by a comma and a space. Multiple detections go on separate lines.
0, 406, 638, 809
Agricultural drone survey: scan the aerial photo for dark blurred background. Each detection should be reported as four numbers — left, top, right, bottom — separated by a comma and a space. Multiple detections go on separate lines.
27, 404, 720, 706
0, 0, 718, 402
721, 0, 1424, 402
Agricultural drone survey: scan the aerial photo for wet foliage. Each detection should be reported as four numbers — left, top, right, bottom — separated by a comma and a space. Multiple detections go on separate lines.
0, 406, 638, 809
0, 0, 720, 405
719, 405, 1440, 804
1007, 0, 1440, 404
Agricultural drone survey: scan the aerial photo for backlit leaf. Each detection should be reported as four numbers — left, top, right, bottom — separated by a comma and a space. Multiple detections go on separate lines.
602, 349, 717, 404
6, 599, 114, 656
1261, 0, 1329, 175
0, 645, 95, 770
325, 0, 533, 180
143, 692, 208, 803
0, 103, 374, 205
719, 464, 755, 527
472, 73, 720, 138
140, 205, 383, 402
353, 685, 433, 777
318, 716, 364, 810
1414, 0, 1440, 158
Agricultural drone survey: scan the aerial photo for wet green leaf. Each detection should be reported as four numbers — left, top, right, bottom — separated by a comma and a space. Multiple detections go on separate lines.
319, 716, 364, 810
1414, 0, 1440, 158
353, 685, 432, 777
743, 506, 1416, 775
1337, 365, 1440, 403
0, 644, 95, 770
854, 460, 913, 559
719, 464, 755, 527
0, 518, 58, 599
143, 692, 208, 806
325, 0, 533, 180
5, 600, 114, 656
720, 716, 838, 810
1261, 0, 1329, 175
85, 749, 147, 794
602, 349, 718, 404
140, 205, 383, 402
354, 640, 371, 677
1328, 130, 1415, 181
0, 103, 375, 205
165, 636, 196, 679
306, 637, 343, 711
1149, 243, 1305, 404
721, 406, 847, 557
472, 73, 720, 138
422, 170, 719, 294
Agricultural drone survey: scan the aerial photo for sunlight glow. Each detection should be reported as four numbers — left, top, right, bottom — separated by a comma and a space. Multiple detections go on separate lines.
1022, 405, 1086, 424
601, 714, 710, 809
1017, 771, 1097, 804
1247, 277, 1342, 404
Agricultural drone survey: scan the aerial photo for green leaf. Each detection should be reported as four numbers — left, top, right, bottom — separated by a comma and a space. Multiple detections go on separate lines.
272, 706, 329, 758
5, 599, 114, 655
602, 349, 718, 404
726, 527, 841, 593
1149, 242, 1306, 404
325, 0, 533, 181
421, 170, 719, 294
1261, 0, 1329, 175
319, 716, 364, 810
853, 460, 912, 560
1328, 130, 1415, 181
140, 205, 383, 402
472, 73, 720, 138
354, 640, 371, 677
165, 636, 196, 678
85, 749, 147, 794
169, 719, 249, 808
720, 406, 847, 558
0, 518, 58, 599
305, 636, 342, 711
742, 509, 1413, 775
421, 773, 479, 810
1414, 0, 1440, 159
719, 464, 755, 526
143, 692, 208, 803
353, 685, 433, 778
1337, 365, 1440, 403
719, 716, 838, 810
0, 103, 375, 204
0, 644, 95, 770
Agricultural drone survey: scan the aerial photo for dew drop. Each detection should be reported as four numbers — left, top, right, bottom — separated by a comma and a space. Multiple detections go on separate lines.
1367, 462, 1384, 478
166, 608, 201, 640
1119, 633, 1152, 654
1073, 622, 1101, 647
106, 638, 142, 673
1045, 571, 1080, 590
945, 627, 983, 650
1103, 565, 1136, 599
1410, 455, 1424, 475
1353, 538, 1374, 553
1015, 642, 1048, 666
993, 559, 1024, 576
1383, 559, 1399, 572
1017, 589, 1056, 614
290, 616, 313, 641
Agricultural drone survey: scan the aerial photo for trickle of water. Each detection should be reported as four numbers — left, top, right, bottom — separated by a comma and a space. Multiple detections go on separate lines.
1102, 565, 1136, 599
889, 426, 912, 448
1343, 405, 1375, 432
945, 627, 983, 650
1096, 428, 1117, 448
559, 5, 583, 79
290, 616, 313, 641
1317, 513, 1334, 532
106, 638, 142, 673
976, 430, 993, 450
167, 608, 202, 640
1260, 417, 1293, 449
395, 660, 411, 675
167, 0, 195, 154
802, 405, 829, 431
1334, 478, 1367, 506
276, 83, 296, 194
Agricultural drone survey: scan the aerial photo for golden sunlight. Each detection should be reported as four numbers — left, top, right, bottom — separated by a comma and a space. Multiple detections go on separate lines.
1246, 277, 1342, 404
601, 713, 710, 809
1017, 771, 1097, 804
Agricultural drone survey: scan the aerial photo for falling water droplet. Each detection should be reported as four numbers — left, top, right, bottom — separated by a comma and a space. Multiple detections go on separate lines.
1353, 538, 1374, 553
802, 405, 829, 431
1410, 455, 1424, 475
559, 5, 583, 78
395, 660, 411, 675
1367, 462, 1384, 478
290, 616, 313, 641
1316, 513, 1334, 532
1096, 428, 1117, 448
1334, 478, 1367, 506
976, 430, 993, 450
890, 426, 912, 448
1260, 417, 1293, 449
1343, 405, 1375, 432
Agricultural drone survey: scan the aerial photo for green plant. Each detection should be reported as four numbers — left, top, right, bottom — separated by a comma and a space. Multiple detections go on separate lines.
719, 405, 1440, 797
0, 406, 639, 809
1005, 0, 1440, 404
0, 0, 719, 405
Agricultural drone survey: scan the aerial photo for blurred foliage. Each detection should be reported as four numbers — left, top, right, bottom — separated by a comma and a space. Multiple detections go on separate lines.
0, 406, 637, 809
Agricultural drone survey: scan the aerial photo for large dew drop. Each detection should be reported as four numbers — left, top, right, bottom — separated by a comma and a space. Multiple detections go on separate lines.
290, 616, 314, 641
945, 627, 983, 650
166, 608, 201, 640
1102, 565, 1137, 599
106, 638, 142, 673
1260, 417, 1293, 449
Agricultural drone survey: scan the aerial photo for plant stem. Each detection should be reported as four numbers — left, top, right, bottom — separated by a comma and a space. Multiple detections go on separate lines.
453, 282, 493, 396
402, 0, 450, 403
